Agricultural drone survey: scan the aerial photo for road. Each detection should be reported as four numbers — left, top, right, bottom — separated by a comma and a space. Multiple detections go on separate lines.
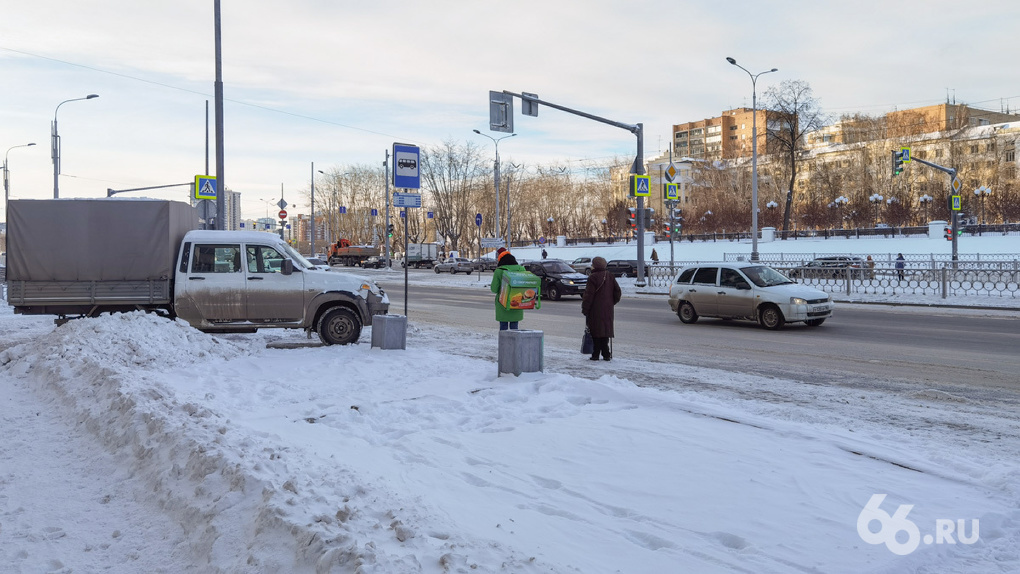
377, 276, 1020, 399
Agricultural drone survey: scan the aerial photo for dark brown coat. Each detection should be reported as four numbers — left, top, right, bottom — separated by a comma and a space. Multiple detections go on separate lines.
581, 269, 621, 338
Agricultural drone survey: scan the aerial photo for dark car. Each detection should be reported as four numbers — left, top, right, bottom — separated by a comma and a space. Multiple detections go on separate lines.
361, 256, 388, 269
523, 259, 588, 300
471, 257, 498, 271
605, 259, 639, 278
787, 256, 865, 279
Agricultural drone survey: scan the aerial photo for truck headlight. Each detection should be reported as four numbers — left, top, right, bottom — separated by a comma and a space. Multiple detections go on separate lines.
790, 297, 807, 305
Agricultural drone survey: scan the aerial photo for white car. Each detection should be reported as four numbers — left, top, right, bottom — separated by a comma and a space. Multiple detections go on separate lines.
668, 263, 833, 329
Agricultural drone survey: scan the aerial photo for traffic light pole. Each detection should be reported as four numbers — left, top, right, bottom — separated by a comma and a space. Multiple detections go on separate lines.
901, 156, 959, 261
497, 91, 647, 285
384, 149, 391, 268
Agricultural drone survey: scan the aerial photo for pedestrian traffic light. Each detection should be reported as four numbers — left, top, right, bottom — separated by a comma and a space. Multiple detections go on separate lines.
387, 223, 394, 237
891, 150, 904, 176
643, 208, 655, 228
944, 226, 952, 241
627, 207, 637, 229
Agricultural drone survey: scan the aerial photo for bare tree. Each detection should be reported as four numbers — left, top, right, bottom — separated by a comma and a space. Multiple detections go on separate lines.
763, 79, 827, 234
420, 140, 485, 254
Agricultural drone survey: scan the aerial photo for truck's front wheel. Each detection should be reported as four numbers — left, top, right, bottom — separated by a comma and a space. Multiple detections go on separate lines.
317, 307, 362, 345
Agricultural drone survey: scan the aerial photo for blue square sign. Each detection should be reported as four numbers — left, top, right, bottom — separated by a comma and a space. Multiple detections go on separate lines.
393, 143, 420, 189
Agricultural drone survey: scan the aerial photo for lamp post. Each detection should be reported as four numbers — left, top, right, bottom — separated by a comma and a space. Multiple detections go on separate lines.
831, 195, 849, 229
310, 163, 317, 256
52, 94, 99, 198
974, 185, 991, 235
259, 198, 276, 229
766, 200, 779, 229
869, 193, 884, 227
726, 57, 777, 260
918, 194, 933, 225
473, 129, 516, 249
4, 142, 36, 225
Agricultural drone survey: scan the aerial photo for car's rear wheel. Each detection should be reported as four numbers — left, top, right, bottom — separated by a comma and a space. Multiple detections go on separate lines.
759, 305, 785, 330
677, 301, 699, 324
585, 268, 592, 276
434, 267, 440, 274
317, 307, 362, 345
805, 318, 825, 327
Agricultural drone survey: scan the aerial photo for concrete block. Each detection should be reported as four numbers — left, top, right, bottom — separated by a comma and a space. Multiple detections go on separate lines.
371, 314, 407, 350
498, 329, 543, 376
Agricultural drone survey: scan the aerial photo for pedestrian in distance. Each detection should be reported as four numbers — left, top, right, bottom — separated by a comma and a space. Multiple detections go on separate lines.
581, 256, 621, 361
541, 248, 548, 260
491, 247, 525, 331
866, 255, 875, 279
895, 253, 906, 280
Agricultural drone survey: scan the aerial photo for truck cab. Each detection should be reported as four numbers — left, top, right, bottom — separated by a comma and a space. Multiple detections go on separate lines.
174, 231, 388, 345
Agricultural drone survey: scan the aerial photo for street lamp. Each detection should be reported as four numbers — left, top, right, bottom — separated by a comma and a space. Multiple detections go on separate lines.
473, 129, 516, 249
831, 195, 849, 229
52, 94, 99, 198
4, 142, 36, 224
918, 194, 933, 224
869, 193, 884, 227
766, 200, 779, 228
259, 197, 276, 229
726, 57, 777, 260
974, 185, 991, 235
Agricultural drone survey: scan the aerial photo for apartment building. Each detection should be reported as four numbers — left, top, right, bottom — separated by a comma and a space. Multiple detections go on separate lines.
672, 108, 769, 161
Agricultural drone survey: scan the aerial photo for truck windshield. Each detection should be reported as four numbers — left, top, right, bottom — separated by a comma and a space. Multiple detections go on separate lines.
280, 242, 314, 270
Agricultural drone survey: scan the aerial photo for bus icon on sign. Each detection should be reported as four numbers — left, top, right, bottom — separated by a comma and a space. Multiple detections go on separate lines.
398, 159, 417, 170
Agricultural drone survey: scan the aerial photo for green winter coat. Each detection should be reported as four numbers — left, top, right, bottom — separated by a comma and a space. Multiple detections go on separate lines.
490, 264, 540, 322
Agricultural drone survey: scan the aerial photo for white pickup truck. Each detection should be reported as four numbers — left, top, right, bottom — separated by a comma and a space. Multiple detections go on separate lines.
6, 199, 388, 345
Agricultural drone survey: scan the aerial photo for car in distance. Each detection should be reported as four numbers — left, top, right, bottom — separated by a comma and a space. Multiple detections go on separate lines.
605, 259, 639, 278
361, 256, 388, 269
668, 262, 833, 330
787, 256, 865, 279
570, 257, 594, 275
471, 257, 498, 271
523, 259, 588, 300
433, 257, 474, 274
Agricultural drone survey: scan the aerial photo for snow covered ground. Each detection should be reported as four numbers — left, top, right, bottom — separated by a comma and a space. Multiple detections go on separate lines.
1, 233, 1018, 573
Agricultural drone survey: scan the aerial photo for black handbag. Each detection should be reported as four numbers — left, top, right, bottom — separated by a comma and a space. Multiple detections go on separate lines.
581, 328, 594, 355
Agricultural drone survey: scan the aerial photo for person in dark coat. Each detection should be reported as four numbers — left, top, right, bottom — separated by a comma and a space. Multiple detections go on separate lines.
581, 256, 621, 361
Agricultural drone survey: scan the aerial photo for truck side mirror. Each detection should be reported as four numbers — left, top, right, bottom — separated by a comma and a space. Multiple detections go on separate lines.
282, 259, 294, 275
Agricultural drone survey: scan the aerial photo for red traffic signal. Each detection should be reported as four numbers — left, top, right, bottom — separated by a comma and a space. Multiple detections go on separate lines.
944, 226, 952, 241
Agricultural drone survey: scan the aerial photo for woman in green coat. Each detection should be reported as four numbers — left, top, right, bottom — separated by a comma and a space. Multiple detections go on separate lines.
490, 248, 530, 330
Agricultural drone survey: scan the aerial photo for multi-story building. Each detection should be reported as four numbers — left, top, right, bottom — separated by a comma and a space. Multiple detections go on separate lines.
672, 108, 769, 161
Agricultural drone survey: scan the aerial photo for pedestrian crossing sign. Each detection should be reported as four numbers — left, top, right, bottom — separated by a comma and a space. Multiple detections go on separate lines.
630, 175, 650, 197
194, 175, 217, 201
665, 182, 678, 200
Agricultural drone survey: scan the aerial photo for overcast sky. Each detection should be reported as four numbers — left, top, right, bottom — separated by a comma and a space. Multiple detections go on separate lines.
1, 1, 1017, 220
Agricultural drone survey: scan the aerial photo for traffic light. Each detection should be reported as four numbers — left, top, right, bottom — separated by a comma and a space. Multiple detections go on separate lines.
387, 223, 394, 237
944, 226, 952, 241
627, 207, 637, 230
672, 208, 684, 221
891, 150, 904, 176
643, 208, 655, 228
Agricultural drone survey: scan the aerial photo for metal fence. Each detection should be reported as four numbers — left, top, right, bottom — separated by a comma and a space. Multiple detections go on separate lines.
642, 260, 1020, 300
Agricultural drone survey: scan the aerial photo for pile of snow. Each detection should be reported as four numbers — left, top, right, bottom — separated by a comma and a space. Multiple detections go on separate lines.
2, 306, 1018, 572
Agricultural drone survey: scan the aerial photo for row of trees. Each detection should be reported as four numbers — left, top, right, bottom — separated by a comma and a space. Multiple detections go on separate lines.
295, 80, 1020, 254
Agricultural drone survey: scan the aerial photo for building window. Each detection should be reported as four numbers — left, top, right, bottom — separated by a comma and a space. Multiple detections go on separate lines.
935, 149, 943, 158
987, 143, 996, 152
730, 125, 738, 130
970, 145, 979, 154
1007, 150, 1016, 162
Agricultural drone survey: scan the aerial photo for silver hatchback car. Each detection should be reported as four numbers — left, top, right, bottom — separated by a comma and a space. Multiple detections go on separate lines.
668, 263, 833, 329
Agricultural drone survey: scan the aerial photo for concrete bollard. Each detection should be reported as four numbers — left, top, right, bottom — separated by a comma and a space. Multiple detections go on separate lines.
371, 314, 407, 350
498, 329, 544, 376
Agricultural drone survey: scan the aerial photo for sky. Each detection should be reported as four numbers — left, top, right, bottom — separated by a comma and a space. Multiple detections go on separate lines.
1, 1, 1018, 221
2, 233, 1019, 572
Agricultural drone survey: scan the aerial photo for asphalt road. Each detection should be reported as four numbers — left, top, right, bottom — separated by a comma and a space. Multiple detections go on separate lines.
378, 277, 1020, 397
